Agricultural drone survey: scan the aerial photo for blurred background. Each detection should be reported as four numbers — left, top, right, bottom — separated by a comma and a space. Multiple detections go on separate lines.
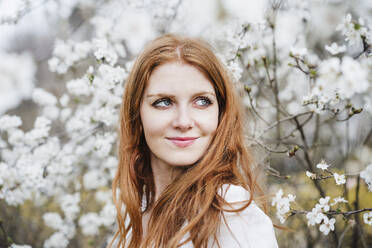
0, 0, 372, 247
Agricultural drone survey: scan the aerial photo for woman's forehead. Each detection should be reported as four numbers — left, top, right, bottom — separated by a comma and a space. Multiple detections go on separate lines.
145, 62, 215, 94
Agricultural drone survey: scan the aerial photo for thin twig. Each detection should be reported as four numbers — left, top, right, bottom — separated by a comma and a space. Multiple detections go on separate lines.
266, 165, 291, 179
363, 127, 372, 145
259, 111, 313, 137
337, 220, 353, 248
0, 219, 11, 247
289, 208, 372, 217
0, 0, 49, 25
247, 137, 288, 154
353, 36, 371, 59
352, 176, 368, 248
245, 90, 271, 126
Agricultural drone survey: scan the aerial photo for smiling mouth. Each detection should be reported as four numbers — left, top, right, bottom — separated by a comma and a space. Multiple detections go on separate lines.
166, 137, 199, 148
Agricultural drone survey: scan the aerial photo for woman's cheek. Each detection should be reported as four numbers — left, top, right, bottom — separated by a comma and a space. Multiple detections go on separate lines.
142, 109, 172, 135
194, 110, 219, 133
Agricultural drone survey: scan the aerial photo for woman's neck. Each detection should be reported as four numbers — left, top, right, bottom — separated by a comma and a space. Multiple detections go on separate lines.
150, 154, 182, 201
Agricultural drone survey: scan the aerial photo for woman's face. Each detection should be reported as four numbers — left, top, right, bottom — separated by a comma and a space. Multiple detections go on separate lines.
140, 61, 219, 168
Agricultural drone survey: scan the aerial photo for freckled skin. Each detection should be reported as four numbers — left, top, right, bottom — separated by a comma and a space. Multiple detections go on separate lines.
140, 61, 219, 169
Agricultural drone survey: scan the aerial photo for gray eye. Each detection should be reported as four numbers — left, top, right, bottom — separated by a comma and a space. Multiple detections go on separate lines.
195, 97, 212, 106
153, 98, 171, 107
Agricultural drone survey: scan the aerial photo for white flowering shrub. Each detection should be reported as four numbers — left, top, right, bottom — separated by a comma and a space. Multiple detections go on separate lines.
0, 0, 371, 247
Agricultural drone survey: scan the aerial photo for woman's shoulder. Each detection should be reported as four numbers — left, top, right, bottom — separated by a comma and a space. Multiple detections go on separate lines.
215, 184, 278, 248
218, 184, 251, 203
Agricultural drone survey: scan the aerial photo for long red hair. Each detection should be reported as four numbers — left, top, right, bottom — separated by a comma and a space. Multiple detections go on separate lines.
111, 34, 264, 247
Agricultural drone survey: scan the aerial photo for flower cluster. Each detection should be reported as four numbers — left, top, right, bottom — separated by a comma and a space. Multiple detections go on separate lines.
48, 39, 92, 74
306, 197, 336, 235
271, 189, 296, 224
337, 13, 370, 46
303, 56, 369, 112
333, 173, 346, 185
309, 160, 347, 185
0, 51, 36, 115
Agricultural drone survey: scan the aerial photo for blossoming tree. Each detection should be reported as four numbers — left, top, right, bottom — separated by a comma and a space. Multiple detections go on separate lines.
0, 0, 371, 247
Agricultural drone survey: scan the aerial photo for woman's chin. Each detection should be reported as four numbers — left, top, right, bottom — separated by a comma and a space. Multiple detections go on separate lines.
165, 157, 200, 167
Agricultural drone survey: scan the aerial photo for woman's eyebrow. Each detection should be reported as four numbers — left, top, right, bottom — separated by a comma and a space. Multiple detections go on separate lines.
146, 93, 175, 98
146, 91, 216, 98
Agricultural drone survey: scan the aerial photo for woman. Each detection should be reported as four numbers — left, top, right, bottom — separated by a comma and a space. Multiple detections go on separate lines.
111, 34, 278, 248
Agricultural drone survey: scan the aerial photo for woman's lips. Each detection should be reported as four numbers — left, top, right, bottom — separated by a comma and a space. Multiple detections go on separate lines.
167, 137, 198, 148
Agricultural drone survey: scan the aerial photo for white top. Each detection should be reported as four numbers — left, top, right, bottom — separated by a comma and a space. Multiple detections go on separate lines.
180, 184, 279, 248
138, 184, 278, 247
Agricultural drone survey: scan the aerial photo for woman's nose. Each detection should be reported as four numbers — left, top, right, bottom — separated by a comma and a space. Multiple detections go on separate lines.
172, 105, 194, 130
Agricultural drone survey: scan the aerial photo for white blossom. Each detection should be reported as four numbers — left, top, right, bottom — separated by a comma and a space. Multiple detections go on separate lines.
364, 95, 372, 115
306, 196, 335, 228
333, 173, 346, 185
32, 88, 57, 106
306, 210, 318, 226
100, 203, 116, 227
93, 132, 116, 158
319, 216, 336, 235
43, 212, 64, 230
363, 211, 372, 225
331, 197, 348, 206
272, 189, 296, 223
308, 210, 323, 226
0, 51, 36, 115
308, 56, 369, 111
42, 105, 60, 121
58, 193, 80, 222
65, 114, 94, 135
316, 160, 330, 171
290, 46, 308, 57
8, 129, 24, 146
66, 78, 92, 96
0, 115, 22, 131
360, 163, 372, 192
93, 106, 118, 126
44, 232, 69, 248
95, 190, 112, 204
79, 212, 102, 236
226, 60, 243, 82
24, 117, 52, 146
318, 196, 331, 212
90, 16, 114, 38
49, 39, 92, 74
94, 64, 127, 90
35, 116, 51, 129
60, 108, 72, 122
337, 13, 368, 45
306, 171, 316, 179
83, 169, 108, 190
325, 42, 346, 55
59, 94, 70, 107
338, 57, 369, 99
93, 38, 118, 66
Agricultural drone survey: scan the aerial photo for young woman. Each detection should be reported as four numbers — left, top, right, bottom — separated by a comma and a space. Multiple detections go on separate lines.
111, 34, 278, 248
